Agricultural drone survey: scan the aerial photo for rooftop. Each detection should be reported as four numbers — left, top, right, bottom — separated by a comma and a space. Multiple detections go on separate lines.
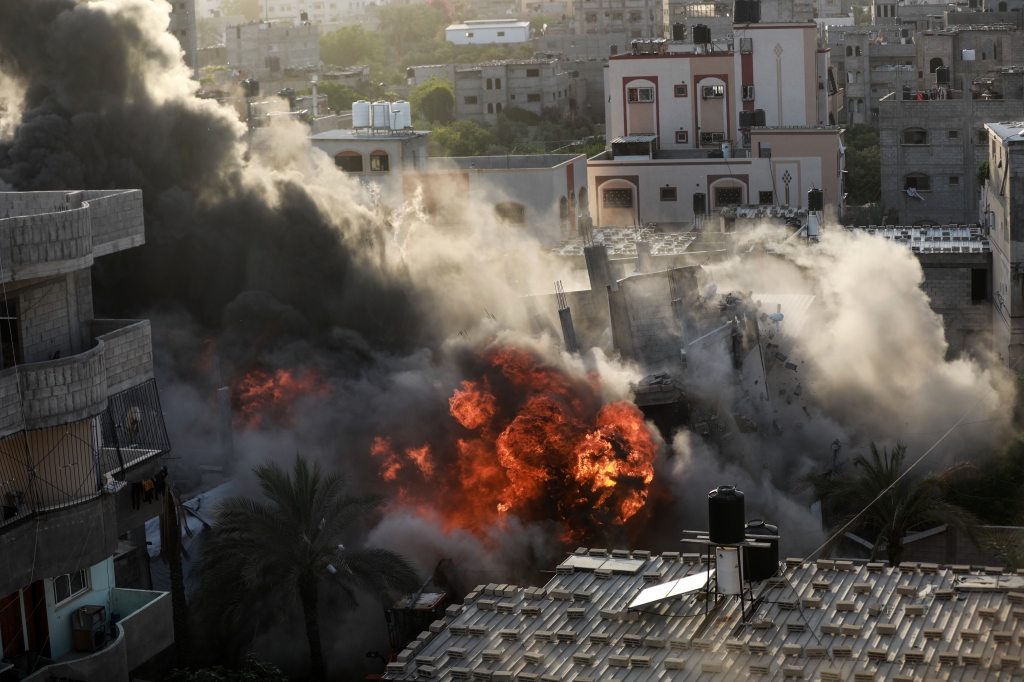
426, 154, 584, 171
384, 550, 1024, 681
308, 129, 429, 141
551, 227, 697, 258
456, 59, 559, 70
447, 19, 531, 29
844, 225, 991, 253
985, 120, 1024, 142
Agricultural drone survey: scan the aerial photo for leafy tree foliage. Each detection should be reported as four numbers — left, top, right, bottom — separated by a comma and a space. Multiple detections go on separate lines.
946, 434, 1024, 524
430, 119, 496, 156
844, 124, 880, 205
796, 442, 981, 565
219, 0, 261, 21
410, 77, 455, 124
320, 26, 387, 69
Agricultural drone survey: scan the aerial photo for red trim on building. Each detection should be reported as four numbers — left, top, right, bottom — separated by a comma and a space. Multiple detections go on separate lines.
741, 53, 755, 112
692, 74, 731, 146
621, 75, 660, 139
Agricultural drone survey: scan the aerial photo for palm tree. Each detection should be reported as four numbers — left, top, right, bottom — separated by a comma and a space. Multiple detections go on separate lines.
795, 442, 980, 566
192, 454, 421, 682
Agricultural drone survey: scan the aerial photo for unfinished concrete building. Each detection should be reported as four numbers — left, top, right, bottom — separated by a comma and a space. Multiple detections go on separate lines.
0, 190, 174, 680
225, 20, 320, 81
454, 60, 571, 124
827, 26, 914, 124
167, 0, 199, 78
574, 0, 663, 39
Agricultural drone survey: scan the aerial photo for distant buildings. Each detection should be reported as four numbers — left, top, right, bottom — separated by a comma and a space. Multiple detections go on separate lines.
574, 0, 662, 39
168, 0, 199, 78
445, 20, 532, 45
225, 21, 320, 81
454, 60, 572, 123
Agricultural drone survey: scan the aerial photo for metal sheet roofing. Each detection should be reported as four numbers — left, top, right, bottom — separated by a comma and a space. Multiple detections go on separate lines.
384, 550, 1024, 681
844, 225, 991, 254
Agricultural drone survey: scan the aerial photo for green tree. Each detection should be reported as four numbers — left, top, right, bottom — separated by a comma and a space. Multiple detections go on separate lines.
844, 123, 881, 205
430, 120, 496, 156
852, 3, 871, 24
946, 434, 1024, 523
795, 442, 981, 566
320, 26, 386, 68
192, 455, 420, 682
295, 82, 361, 113
377, 4, 451, 58
220, 0, 261, 21
166, 654, 288, 682
410, 77, 455, 124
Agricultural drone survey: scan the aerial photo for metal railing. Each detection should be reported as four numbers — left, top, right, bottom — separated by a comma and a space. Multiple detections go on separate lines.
0, 380, 170, 530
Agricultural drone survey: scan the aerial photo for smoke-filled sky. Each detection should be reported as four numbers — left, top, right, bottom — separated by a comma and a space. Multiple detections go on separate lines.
0, 1, 1016, 677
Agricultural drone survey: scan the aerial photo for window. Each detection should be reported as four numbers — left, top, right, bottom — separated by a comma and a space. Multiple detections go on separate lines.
949, 175, 960, 186
628, 87, 654, 102
715, 187, 742, 206
496, 103, 502, 113
495, 202, 526, 225
846, 46, 853, 56
759, 191, 774, 204
675, 130, 688, 143
486, 78, 493, 90
948, 130, 958, 139
497, 31, 505, 36
334, 151, 363, 173
527, 93, 541, 102
53, 569, 89, 605
466, 32, 474, 37
661, 187, 678, 201
559, 196, 570, 220
603, 188, 633, 208
612, 11, 623, 19
978, 129, 988, 144
487, 103, 494, 113
369, 152, 389, 172
742, 85, 755, 101
630, 10, 642, 21
700, 132, 724, 144
904, 173, 931, 191
0, 298, 20, 369
929, 57, 944, 73
702, 84, 725, 99
855, 46, 862, 56
902, 128, 928, 145
586, 12, 597, 21
527, 68, 540, 77
495, 78, 502, 89
972, 268, 987, 301
464, 96, 478, 104
674, 84, 688, 97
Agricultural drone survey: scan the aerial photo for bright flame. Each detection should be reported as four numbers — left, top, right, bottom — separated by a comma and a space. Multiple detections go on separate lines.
232, 366, 329, 428
369, 345, 658, 544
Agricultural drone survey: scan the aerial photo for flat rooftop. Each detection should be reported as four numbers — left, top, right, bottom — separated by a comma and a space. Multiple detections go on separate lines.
986, 120, 1024, 142
845, 224, 991, 253
447, 20, 530, 29
551, 227, 697, 258
308, 129, 430, 141
426, 154, 583, 171
384, 549, 1024, 681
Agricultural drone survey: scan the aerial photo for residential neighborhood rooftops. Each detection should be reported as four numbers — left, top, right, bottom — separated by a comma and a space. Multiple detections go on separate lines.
845, 225, 991, 253
384, 549, 1024, 681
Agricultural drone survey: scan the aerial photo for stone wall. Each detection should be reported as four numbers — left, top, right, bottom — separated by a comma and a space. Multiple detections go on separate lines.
94, 320, 155, 393
918, 252, 993, 353
19, 279, 74, 364
621, 271, 682, 368
18, 340, 107, 430
81, 190, 145, 255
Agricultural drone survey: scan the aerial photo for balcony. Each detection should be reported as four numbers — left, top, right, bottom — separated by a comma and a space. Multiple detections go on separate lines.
0, 190, 144, 283
20, 588, 172, 682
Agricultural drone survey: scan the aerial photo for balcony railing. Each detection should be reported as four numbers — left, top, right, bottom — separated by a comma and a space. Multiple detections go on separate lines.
0, 379, 170, 531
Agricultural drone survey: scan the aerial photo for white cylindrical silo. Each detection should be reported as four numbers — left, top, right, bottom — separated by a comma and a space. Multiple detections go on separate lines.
371, 101, 391, 129
391, 101, 412, 129
352, 101, 371, 128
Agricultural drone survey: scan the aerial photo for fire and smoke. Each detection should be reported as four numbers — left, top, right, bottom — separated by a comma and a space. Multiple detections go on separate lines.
368, 344, 658, 544
231, 366, 329, 428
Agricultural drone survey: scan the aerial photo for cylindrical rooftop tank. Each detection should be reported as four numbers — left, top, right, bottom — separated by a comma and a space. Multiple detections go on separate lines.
742, 519, 779, 581
721, 141, 732, 158
716, 547, 743, 594
352, 101, 371, 128
807, 188, 824, 212
371, 100, 391, 128
692, 24, 711, 44
739, 110, 754, 128
391, 101, 412, 129
936, 66, 950, 85
672, 22, 686, 40
708, 485, 745, 544
752, 108, 766, 127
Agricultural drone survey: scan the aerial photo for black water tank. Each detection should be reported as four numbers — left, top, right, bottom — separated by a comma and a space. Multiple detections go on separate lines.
936, 66, 950, 85
752, 108, 766, 126
743, 519, 779, 581
672, 22, 687, 40
735, 0, 750, 22
739, 110, 754, 128
693, 192, 707, 215
300, 10, 308, 21
708, 485, 745, 544
807, 188, 824, 211
610, 43, 618, 56
692, 24, 711, 44
748, 0, 761, 22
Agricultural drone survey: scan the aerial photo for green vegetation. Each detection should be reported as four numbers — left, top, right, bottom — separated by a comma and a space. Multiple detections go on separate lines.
409, 77, 456, 124
319, 4, 533, 84
844, 123, 880, 205
978, 160, 990, 186
192, 454, 419, 682
852, 3, 871, 24
947, 434, 1024, 525
426, 109, 602, 157
166, 654, 288, 682
219, 0, 261, 21
796, 442, 981, 565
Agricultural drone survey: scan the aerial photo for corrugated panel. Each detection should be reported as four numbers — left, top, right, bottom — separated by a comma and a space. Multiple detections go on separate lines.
385, 553, 1024, 682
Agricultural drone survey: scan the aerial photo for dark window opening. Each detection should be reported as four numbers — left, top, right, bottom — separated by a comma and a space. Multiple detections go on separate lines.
902, 128, 928, 145
904, 173, 931, 191
526, 68, 540, 77
675, 130, 688, 143
464, 96, 478, 104
487, 103, 494, 113
486, 78, 493, 89
929, 57, 944, 73
971, 268, 987, 302
334, 152, 363, 173
759, 191, 774, 204
674, 84, 688, 97
0, 298, 20, 369
370, 152, 389, 172
603, 188, 633, 208
715, 187, 742, 206
495, 78, 502, 89
527, 93, 541, 102
660, 187, 677, 201
495, 202, 526, 225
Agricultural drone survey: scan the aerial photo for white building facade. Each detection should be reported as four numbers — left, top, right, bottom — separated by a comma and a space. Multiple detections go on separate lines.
446, 20, 532, 45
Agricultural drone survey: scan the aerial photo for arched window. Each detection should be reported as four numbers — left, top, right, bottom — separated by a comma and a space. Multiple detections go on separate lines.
570, 189, 577, 209
334, 151, 363, 173
929, 57, 943, 72
496, 103, 502, 113
847, 71, 855, 83
855, 46, 862, 56
495, 78, 502, 89
487, 103, 494, 113
495, 201, 526, 225
559, 196, 569, 220
858, 99, 865, 112
902, 127, 928, 144
904, 173, 931, 191
578, 187, 588, 213
846, 46, 853, 56
369, 150, 390, 172
486, 78, 493, 90
856, 71, 863, 82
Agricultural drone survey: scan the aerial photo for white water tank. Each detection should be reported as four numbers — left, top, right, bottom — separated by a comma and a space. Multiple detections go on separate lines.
716, 547, 742, 595
721, 141, 732, 159
391, 101, 412, 129
371, 101, 391, 129
352, 101, 371, 128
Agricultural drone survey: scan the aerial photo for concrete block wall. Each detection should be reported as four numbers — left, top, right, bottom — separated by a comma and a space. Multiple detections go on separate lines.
920, 264, 993, 351
0, 191, 73, 219
621, 272, 682, 367
19, 279, 74, 364
0, 370, 22, 437
18, 341, 107, 430
82, 190, 144, 252
4, 205, 92, 269
95, 320, 155, 394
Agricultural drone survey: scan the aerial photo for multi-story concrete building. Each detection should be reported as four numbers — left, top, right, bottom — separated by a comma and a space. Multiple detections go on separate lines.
168, 0, 199, 78
255, 0, 369, 24
455, 60, 572, 123
575, 0, 663, 39
0, 190, 174, 681
827, 26, 914, 124
533, 31, 628, 58
661, 1, 734, 42
226, 21, 320, 81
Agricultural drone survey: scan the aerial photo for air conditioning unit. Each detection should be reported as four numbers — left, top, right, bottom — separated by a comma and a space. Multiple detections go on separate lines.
702, 85, 724, 98
740, 37, 753, 52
